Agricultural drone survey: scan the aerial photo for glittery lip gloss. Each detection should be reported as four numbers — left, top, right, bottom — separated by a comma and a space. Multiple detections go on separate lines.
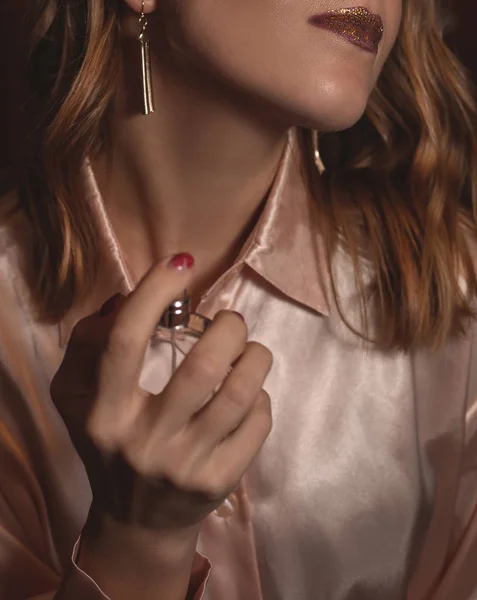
309, 7, 384, 54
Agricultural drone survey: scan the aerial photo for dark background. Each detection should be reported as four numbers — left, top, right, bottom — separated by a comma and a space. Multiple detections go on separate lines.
0, 1, 476, 173
447, 0, 477, 75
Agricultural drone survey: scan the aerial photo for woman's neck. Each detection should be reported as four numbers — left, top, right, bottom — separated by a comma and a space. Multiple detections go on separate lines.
92, 47, 289, 300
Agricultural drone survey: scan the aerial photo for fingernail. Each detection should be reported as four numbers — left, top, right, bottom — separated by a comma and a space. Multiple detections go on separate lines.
99, 293, 122, 317
167, 253, 195, 272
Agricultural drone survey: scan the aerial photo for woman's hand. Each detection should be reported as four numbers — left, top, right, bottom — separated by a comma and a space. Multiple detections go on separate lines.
50, 253, 273, 597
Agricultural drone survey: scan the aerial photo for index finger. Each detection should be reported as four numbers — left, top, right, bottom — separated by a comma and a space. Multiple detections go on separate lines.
88, 253, 195, 442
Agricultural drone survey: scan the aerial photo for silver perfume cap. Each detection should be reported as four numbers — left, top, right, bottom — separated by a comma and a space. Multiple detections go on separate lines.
159, 291, 191, 329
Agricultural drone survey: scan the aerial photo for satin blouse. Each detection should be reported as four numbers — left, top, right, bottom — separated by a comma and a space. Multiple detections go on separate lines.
1, 128, 477, 600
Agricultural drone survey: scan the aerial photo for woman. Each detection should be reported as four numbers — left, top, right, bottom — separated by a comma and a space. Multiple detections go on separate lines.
1, 0, 477, 598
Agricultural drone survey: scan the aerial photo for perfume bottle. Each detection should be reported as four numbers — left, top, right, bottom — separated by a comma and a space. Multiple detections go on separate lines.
139, 290, 212, 395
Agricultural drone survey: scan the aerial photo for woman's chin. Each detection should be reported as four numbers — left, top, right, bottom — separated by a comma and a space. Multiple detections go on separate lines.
254, 79, 372, 133
294, 83, 371, 132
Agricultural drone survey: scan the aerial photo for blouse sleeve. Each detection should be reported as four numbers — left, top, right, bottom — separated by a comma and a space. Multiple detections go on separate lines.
0, 356, 210, 600
0, 376, 211, 600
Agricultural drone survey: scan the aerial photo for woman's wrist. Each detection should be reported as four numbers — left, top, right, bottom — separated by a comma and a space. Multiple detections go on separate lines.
77, 508, 201, 600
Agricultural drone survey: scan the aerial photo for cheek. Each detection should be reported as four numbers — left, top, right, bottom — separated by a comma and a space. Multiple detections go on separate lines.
174, 0, 281, 71
376, 2, 403, 71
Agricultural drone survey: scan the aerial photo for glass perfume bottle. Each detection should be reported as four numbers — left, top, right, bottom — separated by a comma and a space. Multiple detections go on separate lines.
139, 290, 212, 395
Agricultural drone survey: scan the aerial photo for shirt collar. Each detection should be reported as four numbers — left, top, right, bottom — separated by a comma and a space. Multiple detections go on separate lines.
241, 128, 330, 318
58, 127, 330, 347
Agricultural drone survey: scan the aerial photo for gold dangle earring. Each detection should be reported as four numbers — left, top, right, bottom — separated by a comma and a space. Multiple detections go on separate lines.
312, 130, 326, 175
139, 0, 155, 115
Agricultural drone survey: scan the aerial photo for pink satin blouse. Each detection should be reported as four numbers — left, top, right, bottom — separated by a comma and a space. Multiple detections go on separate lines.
1, 129, 477, 600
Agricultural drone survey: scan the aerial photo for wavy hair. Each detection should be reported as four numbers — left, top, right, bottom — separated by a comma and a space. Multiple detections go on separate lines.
4, 0, 477, 350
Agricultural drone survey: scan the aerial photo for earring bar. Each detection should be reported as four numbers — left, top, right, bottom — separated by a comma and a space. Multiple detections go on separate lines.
312, 130, 326, 175
139, 2, 155, 115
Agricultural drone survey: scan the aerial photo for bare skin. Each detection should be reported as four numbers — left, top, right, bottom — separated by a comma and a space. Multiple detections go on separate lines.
93, 71, 286, 307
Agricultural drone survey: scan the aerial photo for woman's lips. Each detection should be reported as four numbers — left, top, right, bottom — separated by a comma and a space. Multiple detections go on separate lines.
309, 7, 384, 54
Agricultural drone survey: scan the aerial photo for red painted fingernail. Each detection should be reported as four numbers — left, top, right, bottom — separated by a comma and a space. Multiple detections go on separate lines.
99, 293, 122, 317
167, 253, 195, 271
